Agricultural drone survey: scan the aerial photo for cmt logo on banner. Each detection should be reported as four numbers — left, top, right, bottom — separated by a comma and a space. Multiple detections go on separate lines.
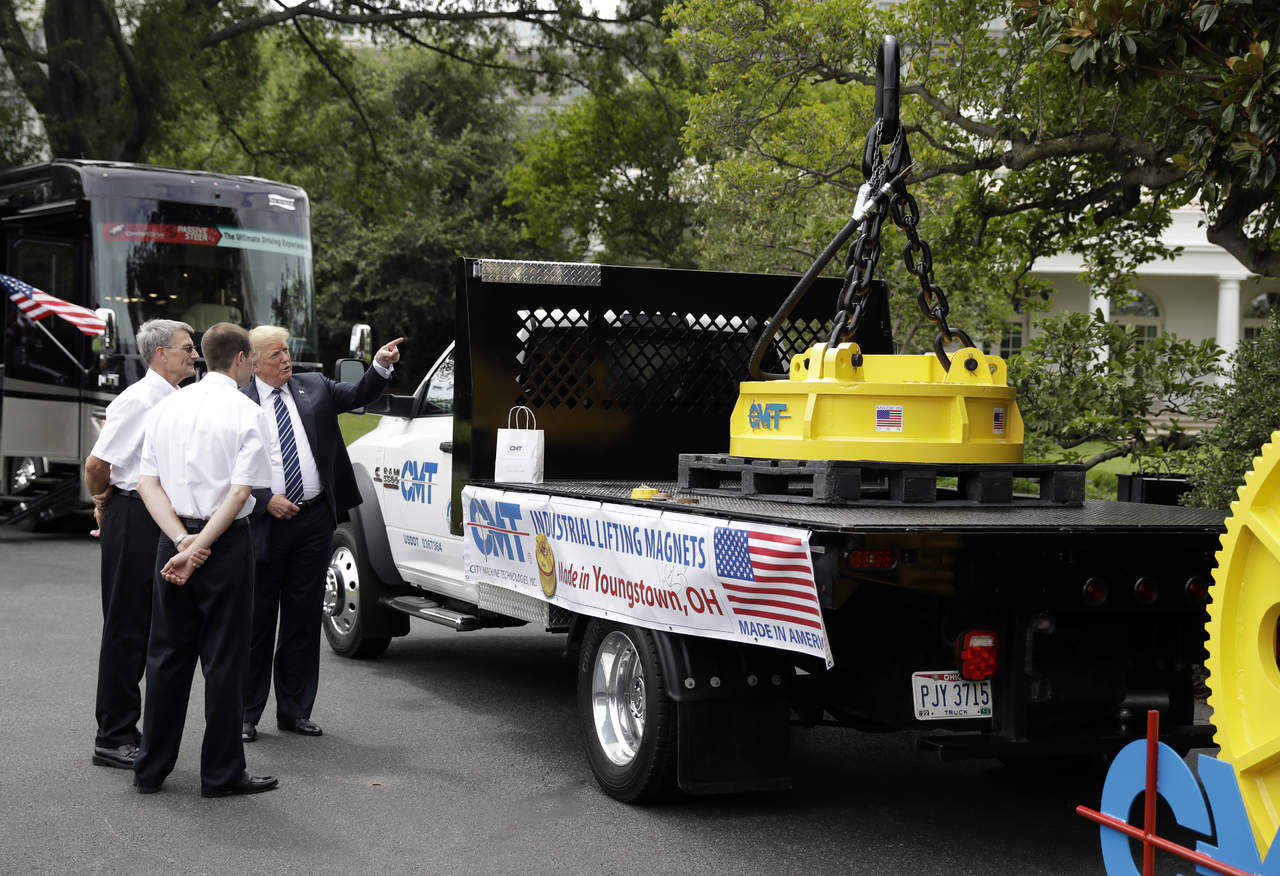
400, 459, 437, 504
466, 496, 529, 562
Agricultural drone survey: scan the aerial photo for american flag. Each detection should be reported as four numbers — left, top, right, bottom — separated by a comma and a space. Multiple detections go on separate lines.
993, 408, 1005, 435
875, 404, 903, 431
2, 273, 105, 336
713, 527, 823, 630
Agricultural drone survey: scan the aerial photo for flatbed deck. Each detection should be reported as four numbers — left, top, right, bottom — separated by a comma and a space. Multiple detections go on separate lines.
482, 480, 1228, 535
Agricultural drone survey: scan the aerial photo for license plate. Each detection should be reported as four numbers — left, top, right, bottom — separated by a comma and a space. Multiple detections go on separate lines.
912, 670, 993, 720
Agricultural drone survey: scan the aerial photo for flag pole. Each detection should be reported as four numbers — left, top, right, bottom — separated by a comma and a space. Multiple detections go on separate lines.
18, 312, 91, 375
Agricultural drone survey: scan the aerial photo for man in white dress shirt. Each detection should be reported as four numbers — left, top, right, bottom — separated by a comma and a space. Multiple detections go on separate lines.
240, 325, 400, 741
84, 318, 198, 770
133, 322, 278, 797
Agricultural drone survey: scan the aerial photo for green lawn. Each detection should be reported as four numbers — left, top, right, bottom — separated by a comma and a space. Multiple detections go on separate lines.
340, 412, 381, 446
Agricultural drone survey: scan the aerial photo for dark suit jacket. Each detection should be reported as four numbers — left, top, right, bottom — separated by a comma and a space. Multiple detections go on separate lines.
243, 366, 389, 554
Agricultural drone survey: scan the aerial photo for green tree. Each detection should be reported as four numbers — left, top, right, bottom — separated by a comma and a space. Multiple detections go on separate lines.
1181, 313, 1280, 508
664, 0, 1255, 349
1008, 310, 1223, 469
154, 42, 539, 377
0, 0, 655, 163
1027, 0, 1280, 275
506, 82, 698, 266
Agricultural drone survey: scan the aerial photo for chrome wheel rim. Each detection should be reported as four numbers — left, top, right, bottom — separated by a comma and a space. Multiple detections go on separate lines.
11, 457, 36, 493
591, 630, 646, 766
325, 546, 360, 634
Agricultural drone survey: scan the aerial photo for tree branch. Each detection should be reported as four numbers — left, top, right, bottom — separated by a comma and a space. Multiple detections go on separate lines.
88, 0, 152, 160
0, 0, 51, 121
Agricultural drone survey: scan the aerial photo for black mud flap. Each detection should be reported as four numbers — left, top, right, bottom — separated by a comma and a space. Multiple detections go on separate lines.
677, 699, 792, 795
650, 629, 793, 795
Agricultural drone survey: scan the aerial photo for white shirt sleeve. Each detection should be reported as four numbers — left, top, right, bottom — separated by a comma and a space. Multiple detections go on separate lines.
232, 407, 274, 488
90, 393, 148, 467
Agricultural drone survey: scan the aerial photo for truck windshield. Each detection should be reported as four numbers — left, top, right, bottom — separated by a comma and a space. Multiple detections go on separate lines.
92, 197, 316, 359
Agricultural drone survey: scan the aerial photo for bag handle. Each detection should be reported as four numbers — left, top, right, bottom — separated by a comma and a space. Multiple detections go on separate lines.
507, 405, 537, 430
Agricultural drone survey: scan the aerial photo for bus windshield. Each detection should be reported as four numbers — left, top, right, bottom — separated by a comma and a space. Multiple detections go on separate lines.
93, 197, 317, 360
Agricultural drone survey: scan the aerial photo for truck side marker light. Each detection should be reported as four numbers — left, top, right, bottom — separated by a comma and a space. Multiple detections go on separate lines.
958, 630, 998, 681
1185, 576, 1210, 605
1134, 577, 1159, 606
843, 549, 895, 570
1083, 577, 1109, 606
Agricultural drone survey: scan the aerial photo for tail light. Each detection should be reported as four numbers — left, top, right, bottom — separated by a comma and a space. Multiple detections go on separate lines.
1133, 576, 1159, 605
842, 549, 895, 571
1185, 576, 1210, 604
957, 630, 998, 681
1082, 577, 1108, 606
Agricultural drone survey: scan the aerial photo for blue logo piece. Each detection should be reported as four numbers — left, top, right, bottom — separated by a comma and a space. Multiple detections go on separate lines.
748, 401, 790, 431
467, 497, 528, 562
400, 460, 438, 503
1098, 742, 1280, 875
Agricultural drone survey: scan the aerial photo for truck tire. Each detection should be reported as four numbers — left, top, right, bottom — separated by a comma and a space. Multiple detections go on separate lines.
578, 619, 677, 802
324, 523, 391, 659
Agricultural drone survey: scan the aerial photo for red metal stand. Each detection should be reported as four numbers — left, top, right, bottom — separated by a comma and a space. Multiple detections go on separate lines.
1076, 709, 1256, 876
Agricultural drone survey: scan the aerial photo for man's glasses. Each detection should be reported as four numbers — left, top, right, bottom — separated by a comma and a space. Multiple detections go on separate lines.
163, 344, 197, 354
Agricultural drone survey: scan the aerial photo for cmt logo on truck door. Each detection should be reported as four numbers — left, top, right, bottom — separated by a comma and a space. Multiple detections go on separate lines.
400, 460, 437, 503
466, 497, 528, 562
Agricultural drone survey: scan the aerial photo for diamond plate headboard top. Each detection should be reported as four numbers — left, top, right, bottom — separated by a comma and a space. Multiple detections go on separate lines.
476, 259, 602, 287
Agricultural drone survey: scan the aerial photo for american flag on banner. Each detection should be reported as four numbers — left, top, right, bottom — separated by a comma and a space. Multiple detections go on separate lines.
875, 404, 903, 432
2, 273, 106, 336
713, 527, 823, 630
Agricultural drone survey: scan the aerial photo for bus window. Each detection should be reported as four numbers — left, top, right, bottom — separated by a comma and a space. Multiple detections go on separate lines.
3, 239, 85, 387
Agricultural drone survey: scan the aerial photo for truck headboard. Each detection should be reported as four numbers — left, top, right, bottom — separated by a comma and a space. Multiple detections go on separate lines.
453, 257, 858, 485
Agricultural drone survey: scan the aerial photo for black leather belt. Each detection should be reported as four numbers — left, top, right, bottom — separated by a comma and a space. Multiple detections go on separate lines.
294, 491, 327, 513
115, 488, 140, 499
178, 516, 250, 533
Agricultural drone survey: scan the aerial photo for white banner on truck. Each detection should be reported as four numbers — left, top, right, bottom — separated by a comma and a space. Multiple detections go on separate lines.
462, 485, 833, 667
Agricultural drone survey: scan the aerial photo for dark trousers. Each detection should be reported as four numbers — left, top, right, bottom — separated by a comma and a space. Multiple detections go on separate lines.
243, 504, 333, 725
134, 524, 253, 793
94, 493, 158, 747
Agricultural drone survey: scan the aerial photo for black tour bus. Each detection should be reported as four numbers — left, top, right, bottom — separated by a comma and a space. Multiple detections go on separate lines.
0, 160, 317, 525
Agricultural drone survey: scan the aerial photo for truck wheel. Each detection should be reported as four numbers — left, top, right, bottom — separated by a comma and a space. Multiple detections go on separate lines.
578, 619, 677, 802
324, 523, 391, 659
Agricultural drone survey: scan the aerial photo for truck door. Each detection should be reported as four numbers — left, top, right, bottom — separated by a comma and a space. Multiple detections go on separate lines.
377, 346, 466, 599
1, 236, 88, 466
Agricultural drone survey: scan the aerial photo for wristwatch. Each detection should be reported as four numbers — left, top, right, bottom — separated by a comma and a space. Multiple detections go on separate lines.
173, 532, 190, 550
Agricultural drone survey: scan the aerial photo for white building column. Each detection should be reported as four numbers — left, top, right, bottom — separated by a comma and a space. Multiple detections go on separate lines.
1088, 289, 1110, 322
1216, 276, 1242, 367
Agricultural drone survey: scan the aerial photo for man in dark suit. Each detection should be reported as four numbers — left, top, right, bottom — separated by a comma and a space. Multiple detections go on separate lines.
241, 325, 403, 742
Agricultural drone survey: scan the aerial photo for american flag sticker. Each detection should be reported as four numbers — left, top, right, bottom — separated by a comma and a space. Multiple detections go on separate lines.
875, 404, 903, 432
713, 527, 823, 630
993, 407, 1006, 435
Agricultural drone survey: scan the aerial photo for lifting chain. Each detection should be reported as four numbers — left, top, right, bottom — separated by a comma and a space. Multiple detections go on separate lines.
828, 37, 972, 369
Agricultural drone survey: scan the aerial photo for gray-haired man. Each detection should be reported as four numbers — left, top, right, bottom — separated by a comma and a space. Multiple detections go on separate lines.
84, 318, 198, 770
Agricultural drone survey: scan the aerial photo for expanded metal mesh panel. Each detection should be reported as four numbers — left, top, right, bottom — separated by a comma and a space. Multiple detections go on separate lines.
488, 480, 1227, 534
476, 581, 572, 630
457, 260, 865, 488
477, 259, 602, 287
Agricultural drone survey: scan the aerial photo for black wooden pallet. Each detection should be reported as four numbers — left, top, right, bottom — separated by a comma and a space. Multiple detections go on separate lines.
677, 453, 1086, 507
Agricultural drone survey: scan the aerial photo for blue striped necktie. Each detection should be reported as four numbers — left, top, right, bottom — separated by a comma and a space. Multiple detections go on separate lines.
272, 388, 304, 504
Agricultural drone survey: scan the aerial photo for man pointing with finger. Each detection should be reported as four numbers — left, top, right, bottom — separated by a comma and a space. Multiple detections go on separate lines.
241, 325, 402, 742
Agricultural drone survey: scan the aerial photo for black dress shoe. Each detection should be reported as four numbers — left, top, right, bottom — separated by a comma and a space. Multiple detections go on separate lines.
92, 742, 139, 769
242, 722, 257, 743
134, 780, 161, 794
200, 772, 279, 798
277, 717, 322, 736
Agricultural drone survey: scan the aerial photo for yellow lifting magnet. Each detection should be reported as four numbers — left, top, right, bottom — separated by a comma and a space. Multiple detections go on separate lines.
729, 341, 1024, 465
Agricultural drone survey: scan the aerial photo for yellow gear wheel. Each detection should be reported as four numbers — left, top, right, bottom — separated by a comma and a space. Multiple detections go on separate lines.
1206, 431, 1280, 854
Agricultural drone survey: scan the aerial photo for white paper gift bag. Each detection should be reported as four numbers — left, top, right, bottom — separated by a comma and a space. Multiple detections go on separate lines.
494, 406, 545, 484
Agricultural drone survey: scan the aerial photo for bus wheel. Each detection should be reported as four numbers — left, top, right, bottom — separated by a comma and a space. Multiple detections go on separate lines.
578, 619, 676, 802
323, 523, 391, 659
